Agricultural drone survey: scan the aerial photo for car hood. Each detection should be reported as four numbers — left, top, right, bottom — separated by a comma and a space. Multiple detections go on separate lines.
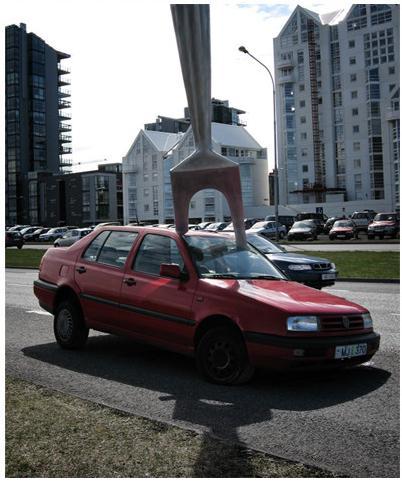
369, 221, 396, 227
266, 252, 330, 264
201, 279, 366, 315
289, 228, 311, 233
330, 227, 353, 232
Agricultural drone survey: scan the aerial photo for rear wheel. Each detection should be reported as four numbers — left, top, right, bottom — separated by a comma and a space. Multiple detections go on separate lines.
196, 327, 254, 385
54, 300, 88, 349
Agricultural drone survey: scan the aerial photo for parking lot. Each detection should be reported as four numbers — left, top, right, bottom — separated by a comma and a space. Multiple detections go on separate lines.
5, 269, 400, 477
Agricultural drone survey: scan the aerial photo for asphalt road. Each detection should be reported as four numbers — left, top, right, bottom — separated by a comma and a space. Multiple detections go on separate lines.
5, 269, 400, 477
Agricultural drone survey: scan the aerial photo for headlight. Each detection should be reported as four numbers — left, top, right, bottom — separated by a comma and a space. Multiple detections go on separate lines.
330, 262, 336, 269
287, 316, 319, 331
362, 313, 373, 328
288, 264, 312, 271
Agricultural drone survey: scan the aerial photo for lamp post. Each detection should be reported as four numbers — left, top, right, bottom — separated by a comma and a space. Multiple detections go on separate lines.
238, 46, 279, 241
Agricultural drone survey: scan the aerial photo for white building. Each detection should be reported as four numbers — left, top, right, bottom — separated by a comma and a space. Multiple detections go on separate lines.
123, 123, 269, 224
274, 4, 400, 213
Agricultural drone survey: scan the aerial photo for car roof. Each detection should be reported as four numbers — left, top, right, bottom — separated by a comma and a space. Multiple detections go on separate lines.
95, 225, 235, 240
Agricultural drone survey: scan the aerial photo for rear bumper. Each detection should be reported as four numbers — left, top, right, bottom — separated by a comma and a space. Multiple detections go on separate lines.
33, 279, 57, 314
245, 331, 380, 370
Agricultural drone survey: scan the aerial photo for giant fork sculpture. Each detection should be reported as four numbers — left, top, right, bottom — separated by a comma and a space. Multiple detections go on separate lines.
170, 4, 247, 248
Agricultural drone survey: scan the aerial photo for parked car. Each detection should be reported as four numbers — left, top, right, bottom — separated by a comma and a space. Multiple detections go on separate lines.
34, 227, 380, 385
197, 222, 213, 230
94, 222, 122, 229
39, 227, 69, 242
350, 211, 375, 232
8, 225, 30, 232
6, 230, 24, 249
329, 220, 359, 240
54, 228, 93, 247
246, 233, 337, 289
223, 218, 261, 232
24, 227, 50, 242
323, 217, 345, 234
264, 215, 295, 232
248, 221, 287, 239
287, 221, 318, 241
367, 213, 399, 239
205, 222, 229, 231
295, 213, 327, 234
19, 226, 43, 239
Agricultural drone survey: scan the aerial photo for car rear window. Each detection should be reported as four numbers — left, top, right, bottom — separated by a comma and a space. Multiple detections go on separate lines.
97, 231, 139, 267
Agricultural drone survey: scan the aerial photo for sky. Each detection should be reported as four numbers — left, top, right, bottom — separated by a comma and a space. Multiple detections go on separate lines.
3, 0, 354, 173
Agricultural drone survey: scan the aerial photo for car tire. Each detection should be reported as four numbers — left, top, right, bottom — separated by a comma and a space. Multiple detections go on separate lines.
54, 300, 89, 349
329, 235, 334, 240
196, 327, 254, 385
17, 243, 23, 249
279, 232, 285, 239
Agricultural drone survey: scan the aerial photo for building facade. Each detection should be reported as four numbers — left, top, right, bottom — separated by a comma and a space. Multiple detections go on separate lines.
5, 23, 72, 225
274, 4, 400, 211
123, 123, 269, 224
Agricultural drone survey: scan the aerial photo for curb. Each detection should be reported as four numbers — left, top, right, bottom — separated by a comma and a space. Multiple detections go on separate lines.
337, 277, 399, 284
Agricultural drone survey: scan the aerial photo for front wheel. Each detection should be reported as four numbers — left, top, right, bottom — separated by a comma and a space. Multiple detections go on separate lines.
54, 300, 89, 349
196, 327, 254, 385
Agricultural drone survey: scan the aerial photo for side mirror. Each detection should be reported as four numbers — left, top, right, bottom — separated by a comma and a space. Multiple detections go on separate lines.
160, 263, 186, 280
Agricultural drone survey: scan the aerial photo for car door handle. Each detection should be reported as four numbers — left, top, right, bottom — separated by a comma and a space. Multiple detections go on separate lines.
76, 266, 86, 274
123, 277, 136, 286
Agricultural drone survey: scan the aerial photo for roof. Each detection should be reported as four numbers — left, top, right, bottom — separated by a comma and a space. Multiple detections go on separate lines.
143, 130, 183, 153
211, 123, 263, 149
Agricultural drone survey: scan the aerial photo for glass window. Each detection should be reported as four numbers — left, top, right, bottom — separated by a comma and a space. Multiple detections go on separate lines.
134, 234, 185, 275
351, 91, 358, 99
353, 125, 360, 133
82, 231, 110, 262
97, 231, 138, 268
349, 40, 355, 48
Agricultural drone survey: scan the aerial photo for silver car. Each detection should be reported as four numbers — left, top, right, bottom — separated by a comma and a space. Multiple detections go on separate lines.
248, 221, 287, 239
54, 228, 92, 247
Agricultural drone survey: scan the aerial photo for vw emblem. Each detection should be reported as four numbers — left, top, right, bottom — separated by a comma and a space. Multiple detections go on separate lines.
342, 316, 350, 329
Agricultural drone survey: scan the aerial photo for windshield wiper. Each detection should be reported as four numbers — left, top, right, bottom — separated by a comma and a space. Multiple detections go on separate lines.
203, 273, 239, 279
249, 275, 284, 280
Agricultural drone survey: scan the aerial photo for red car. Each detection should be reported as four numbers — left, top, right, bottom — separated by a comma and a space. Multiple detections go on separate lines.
34, 227, 380, 385
329, 220, 358, 240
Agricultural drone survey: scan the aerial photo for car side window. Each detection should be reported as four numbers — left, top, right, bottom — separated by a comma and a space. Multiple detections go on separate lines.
97, 231, 139, 268
82, 231, 110, 262
133, 234, 185, 275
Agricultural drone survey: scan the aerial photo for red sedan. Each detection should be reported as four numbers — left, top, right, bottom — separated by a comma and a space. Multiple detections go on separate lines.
34, 226, 380, 385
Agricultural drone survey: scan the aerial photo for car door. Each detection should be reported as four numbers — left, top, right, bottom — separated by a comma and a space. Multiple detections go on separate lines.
119, 233, 197, 349
74, 230, 139, 330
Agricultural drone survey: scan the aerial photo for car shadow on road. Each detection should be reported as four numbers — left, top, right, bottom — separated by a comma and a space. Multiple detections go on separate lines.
22, 334, 391, 477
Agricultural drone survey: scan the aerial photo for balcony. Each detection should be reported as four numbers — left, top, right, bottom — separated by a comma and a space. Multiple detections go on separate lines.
59, 111, 72, 120
386, 106, 400, 121
278, 72, 295, 84
57, 64, 71, 75
277, 58, 294, 69
58, 78, 71, 86
59, 122, 72, 132
58, 99, 71, 109
58, 88, 71, 98
60, 145, 72, 155
59, 158, 73, 167
59, 134, 72, 143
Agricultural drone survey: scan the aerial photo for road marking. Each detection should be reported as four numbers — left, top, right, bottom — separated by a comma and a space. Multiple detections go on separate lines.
26, 310, 52, 316
391, 313, 400, 316
7, 283, 32, 287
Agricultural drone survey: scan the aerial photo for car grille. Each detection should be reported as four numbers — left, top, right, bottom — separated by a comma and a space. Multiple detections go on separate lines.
312, 262, 331, 271
320, 314, 364, 332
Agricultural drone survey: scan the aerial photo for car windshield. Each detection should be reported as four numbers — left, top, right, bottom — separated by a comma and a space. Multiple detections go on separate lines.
184, 235, 285, 280
334, 221, 352, 228
292, 222, 311, 229
246, 234, 284, 254
251, 222, 267, 229
374, 213, 397, 221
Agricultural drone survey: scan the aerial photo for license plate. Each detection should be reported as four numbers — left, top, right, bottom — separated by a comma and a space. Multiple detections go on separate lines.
322, 273, 336, 280
335, 343, 367, 359
338, 234, 346, 238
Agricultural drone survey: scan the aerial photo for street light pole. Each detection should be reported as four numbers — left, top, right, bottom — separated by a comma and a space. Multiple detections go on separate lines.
238, 46, 279, 241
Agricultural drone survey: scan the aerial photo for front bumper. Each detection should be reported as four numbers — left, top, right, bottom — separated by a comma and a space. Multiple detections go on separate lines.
280, 268, 337, 288
244, 331, 380, 370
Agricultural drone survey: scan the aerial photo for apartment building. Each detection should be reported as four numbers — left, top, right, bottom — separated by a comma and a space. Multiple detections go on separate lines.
274, 4, 400, 211
122, 123, 268, 224
5, 23, 72, 225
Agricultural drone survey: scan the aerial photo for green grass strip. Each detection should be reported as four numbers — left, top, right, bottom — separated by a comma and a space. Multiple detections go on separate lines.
6, 377, 335, 478
5, 248, 46, 269
301, 251, 399, 280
